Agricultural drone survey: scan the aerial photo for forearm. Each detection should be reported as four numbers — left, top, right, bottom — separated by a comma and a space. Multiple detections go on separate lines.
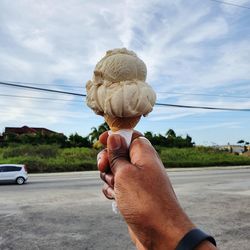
136, 211, 217, 250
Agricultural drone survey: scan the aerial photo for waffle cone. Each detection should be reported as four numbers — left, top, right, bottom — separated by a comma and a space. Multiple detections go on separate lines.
104, 115, 141, 132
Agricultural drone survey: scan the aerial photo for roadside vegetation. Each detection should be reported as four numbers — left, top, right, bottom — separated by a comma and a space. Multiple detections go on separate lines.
159, 147, 250, 168
0, 123, 249, 173
0, 145, 97, 173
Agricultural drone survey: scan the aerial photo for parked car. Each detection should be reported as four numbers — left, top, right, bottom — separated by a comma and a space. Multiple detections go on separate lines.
0, 164, 28, 185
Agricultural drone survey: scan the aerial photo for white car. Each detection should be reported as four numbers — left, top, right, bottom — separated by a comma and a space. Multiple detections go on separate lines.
0, 164, 28, 185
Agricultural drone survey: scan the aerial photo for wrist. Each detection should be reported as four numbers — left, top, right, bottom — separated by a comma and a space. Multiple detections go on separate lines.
153, 210, 196, 250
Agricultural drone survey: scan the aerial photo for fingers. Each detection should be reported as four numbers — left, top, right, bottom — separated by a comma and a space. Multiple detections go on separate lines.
99, 131, 109, 146
100, 172, 114, 188
131, 131, 143, 141
102, 183, 115, 200
107, 134, 131, 175
130, 137, 162, 168
97, 149, 109, 173
98, 132, 149, 175
99, 130, 143, 146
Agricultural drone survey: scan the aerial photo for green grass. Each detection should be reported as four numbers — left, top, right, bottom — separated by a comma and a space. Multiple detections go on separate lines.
0, 145, 98, 173
0, 144, 249, 173
159, 147, 250, 168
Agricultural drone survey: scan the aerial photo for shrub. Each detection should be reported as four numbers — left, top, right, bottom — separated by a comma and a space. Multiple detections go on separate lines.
2, 144, 59, 159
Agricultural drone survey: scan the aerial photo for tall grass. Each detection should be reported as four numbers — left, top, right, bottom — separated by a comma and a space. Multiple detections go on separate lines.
0, 144, 249, 173
160, 147, 250, 168
0, 145, 97, 173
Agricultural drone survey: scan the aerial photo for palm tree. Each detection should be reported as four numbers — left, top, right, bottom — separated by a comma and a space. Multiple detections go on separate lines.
166, 129, 176, 138
88, 122, 109, 143
98, 122, 109, 133
89, 127, 99, 144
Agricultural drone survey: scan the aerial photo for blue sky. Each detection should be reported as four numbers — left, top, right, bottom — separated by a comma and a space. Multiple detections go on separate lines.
0, 0, 249, 145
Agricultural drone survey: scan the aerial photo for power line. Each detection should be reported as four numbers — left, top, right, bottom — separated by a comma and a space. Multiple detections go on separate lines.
0, 81, 85, 97
5, 80, 249, 99
0, 81, 250, 112
155, 102, 250, 111
6, 80, 84, 89
208, 0, 250, 10
0, 108, 247, 122
157, 91, 250, 99
0, 111, 86, 119
0, 93, 248, 116
0, 93, 83, 103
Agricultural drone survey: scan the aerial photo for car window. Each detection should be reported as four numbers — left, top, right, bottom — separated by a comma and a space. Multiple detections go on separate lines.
1, 166, 22, 172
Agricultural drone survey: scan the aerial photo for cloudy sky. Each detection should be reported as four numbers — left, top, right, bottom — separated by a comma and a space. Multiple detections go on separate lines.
0, 0, 249, 145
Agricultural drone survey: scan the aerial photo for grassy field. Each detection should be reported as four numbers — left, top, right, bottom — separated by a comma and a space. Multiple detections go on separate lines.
0, 145, 97, 173
0, 144, 250, 173
159, 146, 250, 168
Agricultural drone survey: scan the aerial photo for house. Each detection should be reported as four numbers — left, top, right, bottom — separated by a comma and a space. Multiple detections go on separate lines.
3, 126, 61, 137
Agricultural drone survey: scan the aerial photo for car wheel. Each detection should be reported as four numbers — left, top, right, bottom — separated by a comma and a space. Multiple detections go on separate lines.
16, 177, 25, 185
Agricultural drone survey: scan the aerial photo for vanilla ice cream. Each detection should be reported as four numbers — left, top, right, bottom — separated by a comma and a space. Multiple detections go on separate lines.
86, 48, 156, 118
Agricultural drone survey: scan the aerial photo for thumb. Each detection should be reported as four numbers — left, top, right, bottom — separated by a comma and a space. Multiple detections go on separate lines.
107, 134, 131, 175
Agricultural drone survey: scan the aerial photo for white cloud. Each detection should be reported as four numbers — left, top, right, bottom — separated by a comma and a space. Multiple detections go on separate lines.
184, 17, 228, 43
182, 122, 242, 131
219, 0, 250, 13
0, 0, 249, 142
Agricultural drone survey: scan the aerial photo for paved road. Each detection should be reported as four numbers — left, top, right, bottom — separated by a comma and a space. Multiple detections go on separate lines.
0, 168, 250, 250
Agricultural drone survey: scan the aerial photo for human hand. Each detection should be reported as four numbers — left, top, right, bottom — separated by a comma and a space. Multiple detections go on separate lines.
97, 132, 216, 250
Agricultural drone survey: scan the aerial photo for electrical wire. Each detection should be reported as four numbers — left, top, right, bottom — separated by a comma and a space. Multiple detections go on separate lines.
0, 99, 248, 118
0, 111, 86, 119
1, 81, 250, 112
208, 0, 250, 10
0, 109, 245, 122
0, 93, 248, 112
0, 93, 83, 103
5, 80, 250, 99
155, 102, 250, 111
0, 81, 85, 97
5, 80, 84, 89
157, 91, 250, 99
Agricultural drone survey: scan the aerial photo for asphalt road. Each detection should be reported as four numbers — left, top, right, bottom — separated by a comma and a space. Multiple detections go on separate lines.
0, 167, 250, 250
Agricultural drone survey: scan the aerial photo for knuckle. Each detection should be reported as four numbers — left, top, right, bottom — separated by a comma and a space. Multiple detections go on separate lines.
109, 150, 128, 167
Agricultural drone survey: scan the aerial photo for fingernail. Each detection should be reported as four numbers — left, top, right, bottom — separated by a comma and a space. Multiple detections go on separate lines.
97, 158, 101, 167
97, 154, 101, 164
139, 137, 151, 144
132, 136, 151, 145
109, 135, 121, 150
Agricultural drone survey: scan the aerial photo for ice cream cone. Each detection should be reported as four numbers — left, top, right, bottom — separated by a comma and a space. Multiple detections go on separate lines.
104, 114, 141, 132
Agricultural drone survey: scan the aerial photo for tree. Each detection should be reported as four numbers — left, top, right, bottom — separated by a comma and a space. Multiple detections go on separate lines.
237, 140, 245, 145
145, 129, 194, 148
88, 122, 109, 144
185, 134, 194, 147
166, 129, 176, 138
68, 133, 91, 147
144, 131, 154, 141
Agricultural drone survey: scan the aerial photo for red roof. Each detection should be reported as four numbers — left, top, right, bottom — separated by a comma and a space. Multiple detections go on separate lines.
4, 126, 59, 135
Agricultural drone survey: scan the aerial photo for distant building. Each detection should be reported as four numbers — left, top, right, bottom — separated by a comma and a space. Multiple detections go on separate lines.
3, 126, 61, 137
219, 144, 245, 154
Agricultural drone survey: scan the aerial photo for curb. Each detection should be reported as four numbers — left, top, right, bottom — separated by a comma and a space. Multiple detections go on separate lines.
29, 165, 250, 177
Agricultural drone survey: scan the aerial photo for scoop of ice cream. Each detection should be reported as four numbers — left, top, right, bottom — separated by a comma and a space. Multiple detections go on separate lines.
86, 48, 156, 118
